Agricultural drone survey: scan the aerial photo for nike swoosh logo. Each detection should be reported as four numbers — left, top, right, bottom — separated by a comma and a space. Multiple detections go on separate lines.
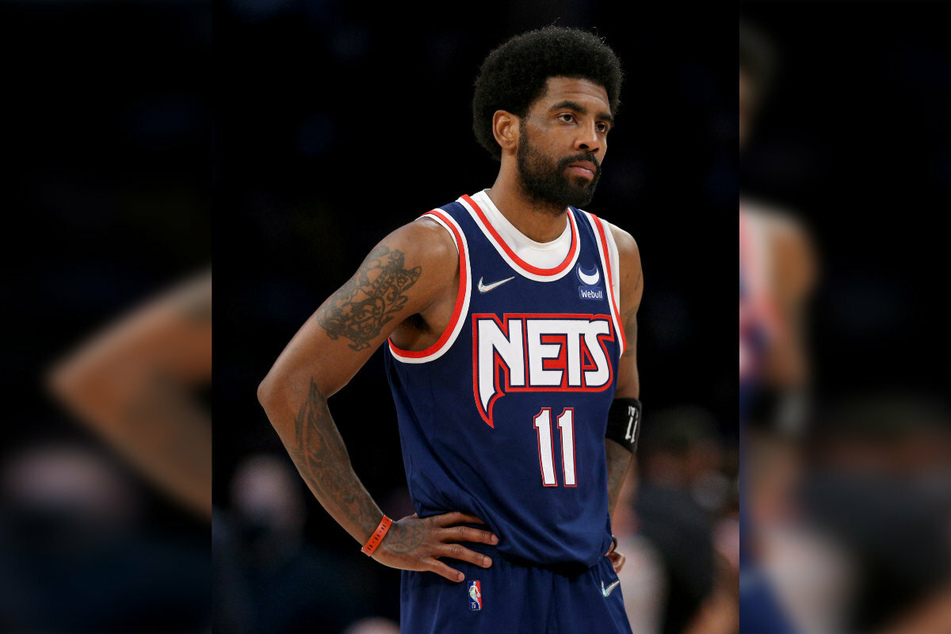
477, 276, 515, 293
601, 579, 621, 597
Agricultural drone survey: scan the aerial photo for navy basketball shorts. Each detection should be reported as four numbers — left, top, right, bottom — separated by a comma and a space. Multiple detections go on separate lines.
400, 544, 633, 634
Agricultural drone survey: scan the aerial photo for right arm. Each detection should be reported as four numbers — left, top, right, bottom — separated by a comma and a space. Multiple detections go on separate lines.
47, 270, 212, 520
257, 219, 497, 582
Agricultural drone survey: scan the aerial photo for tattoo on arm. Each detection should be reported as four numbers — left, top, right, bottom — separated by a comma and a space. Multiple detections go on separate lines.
290, 378, 379, 532
317, 245, 422, 350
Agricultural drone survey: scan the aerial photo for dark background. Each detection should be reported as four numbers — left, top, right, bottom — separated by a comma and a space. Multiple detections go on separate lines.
2, 1, 212, 632
740, 1, 951, 405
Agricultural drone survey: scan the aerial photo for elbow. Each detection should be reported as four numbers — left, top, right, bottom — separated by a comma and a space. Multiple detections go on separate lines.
257, 371, 281, 416
257, 368, 301, 426
46, 362, 72, 402
46, 358, 93, 411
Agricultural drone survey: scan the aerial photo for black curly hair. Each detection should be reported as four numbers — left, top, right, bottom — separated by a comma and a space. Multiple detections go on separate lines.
472, 26, 624, 161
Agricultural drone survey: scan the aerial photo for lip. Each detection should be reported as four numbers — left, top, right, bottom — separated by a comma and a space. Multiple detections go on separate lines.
566, 161, 597, 178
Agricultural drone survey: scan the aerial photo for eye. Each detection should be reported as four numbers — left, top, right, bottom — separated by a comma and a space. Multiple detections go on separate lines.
596, 121, 611, 134
557, 113, 576, 124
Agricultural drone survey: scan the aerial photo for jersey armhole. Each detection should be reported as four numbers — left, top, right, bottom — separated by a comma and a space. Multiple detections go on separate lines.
583, 212, 626, 355
387, 210, 471, 364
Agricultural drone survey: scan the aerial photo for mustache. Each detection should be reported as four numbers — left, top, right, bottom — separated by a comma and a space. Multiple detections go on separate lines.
559, 153, 601, 174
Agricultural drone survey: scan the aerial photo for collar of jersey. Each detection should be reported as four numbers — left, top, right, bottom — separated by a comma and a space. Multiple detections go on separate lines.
461, 192, 579, 281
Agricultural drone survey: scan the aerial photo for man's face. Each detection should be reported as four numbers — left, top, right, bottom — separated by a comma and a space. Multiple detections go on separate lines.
516, 77, 613, 211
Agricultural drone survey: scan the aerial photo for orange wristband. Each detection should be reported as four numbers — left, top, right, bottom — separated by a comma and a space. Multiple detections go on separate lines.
361, 515, 393, 556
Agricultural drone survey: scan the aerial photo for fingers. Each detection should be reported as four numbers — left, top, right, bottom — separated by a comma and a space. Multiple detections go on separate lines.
377, 510, 499, 582
433, 511, 487, 527
436, 541, 494, 569
608, 550, 626, 573
430, 511, 499, 546
425, 557, 467, 583
443, 523, 499, 546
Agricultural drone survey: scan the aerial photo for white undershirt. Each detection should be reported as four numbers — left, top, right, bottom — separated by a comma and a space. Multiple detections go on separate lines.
470, 189, 572, 269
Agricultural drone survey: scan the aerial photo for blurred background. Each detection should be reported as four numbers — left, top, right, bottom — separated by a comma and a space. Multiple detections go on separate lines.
740, 2, 951, 633
215, 1, 737, 633
2, 0, 212, 632
11, 0, 950, 632
2, 0, 740, 632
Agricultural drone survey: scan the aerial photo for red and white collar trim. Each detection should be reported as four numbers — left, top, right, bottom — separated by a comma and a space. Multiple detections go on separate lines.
460, 192, 580, 282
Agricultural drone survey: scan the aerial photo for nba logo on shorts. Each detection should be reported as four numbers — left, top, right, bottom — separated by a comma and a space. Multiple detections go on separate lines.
468, 580, 482, 611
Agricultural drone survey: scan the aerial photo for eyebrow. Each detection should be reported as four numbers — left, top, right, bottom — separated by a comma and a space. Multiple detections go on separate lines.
550, 100, 614, 125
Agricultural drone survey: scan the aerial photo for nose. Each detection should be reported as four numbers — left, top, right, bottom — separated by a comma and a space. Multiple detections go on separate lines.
575, 122, 602, 156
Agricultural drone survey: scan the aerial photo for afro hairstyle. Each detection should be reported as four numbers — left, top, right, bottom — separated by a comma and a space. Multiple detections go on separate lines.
472, 26, 624, 161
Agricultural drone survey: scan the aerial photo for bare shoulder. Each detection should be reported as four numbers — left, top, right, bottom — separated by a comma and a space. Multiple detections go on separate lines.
332, 214, 460, 327
742, 198, 817, 297
379, 215, 458, 267
600, 219, 643, 310
742, 198, 813, 254
604, 220, 640, 260
602, 219, 642, 284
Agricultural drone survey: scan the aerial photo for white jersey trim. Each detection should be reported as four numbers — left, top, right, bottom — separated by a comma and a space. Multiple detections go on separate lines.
580, 210, 625, 356
387, 209, 471, 364
460, 192, 580, 283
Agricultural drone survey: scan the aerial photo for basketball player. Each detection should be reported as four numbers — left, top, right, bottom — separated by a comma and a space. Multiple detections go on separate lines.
258, 27, 642, 632
739, 18, 816, 634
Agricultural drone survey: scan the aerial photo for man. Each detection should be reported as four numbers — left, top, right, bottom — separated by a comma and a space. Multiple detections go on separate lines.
258, 26, 642, 632
739, 18, 816, 634
739, 18, 815, 435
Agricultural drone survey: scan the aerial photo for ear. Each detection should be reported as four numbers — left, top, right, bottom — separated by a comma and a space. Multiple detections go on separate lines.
492, 110, 520, 154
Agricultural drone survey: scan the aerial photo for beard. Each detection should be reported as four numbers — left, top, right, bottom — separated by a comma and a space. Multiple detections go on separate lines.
516, 126, 602, 211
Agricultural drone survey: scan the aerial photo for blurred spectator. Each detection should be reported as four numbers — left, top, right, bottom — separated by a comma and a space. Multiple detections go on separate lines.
224, 453, 378, 633
0, 442, 210, 632
739, 17, 817, 436
797, 392, 951, 633
739, 16, 819, 634
620, 406, 737, 634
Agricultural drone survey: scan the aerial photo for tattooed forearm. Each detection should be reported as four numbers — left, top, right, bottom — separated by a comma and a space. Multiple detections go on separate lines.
317, 245, 421, 350
289, 378, 380, 535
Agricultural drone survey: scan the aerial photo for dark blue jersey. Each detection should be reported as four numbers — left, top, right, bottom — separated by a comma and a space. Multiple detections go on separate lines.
384, 192, 625, 569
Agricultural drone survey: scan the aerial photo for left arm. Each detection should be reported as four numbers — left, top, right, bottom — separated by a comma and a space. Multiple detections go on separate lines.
605, 223, 642, 521
602, 223, 642, 572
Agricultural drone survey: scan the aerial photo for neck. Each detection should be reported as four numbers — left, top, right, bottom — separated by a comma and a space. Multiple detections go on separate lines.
486, 170, 568, 243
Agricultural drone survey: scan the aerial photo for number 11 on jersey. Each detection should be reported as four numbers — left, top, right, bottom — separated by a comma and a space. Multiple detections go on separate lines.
534, 408, 577, 487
